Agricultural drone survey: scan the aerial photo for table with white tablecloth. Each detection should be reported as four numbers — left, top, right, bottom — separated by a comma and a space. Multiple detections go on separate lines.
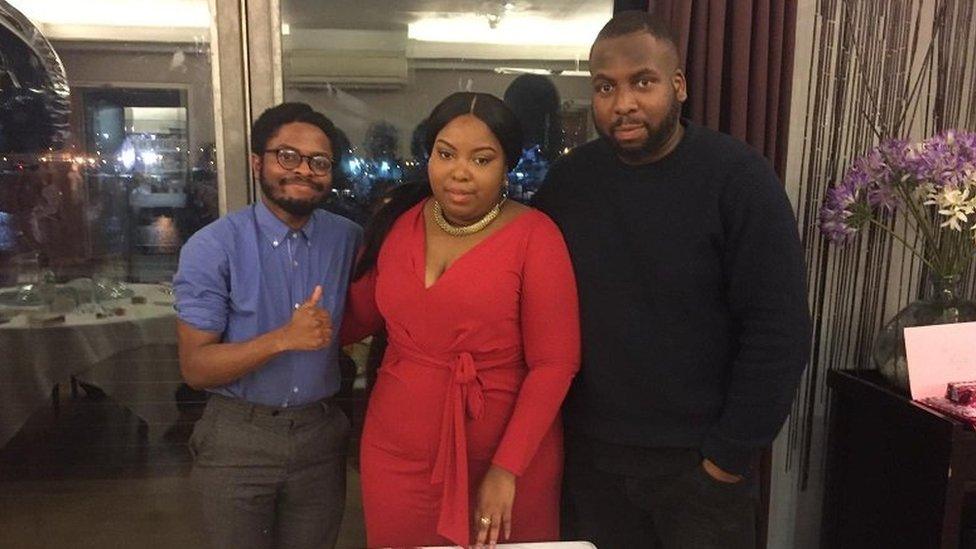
0, 283, 177, 447
423, 542, 596, 548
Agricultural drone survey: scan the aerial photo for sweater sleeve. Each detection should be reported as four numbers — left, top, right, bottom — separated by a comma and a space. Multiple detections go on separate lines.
341, 266, 384, 346
700, 157, 811, 475
491, 215, 581, 476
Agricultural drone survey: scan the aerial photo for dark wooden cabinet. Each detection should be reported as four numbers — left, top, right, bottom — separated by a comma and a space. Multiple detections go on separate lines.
823, 370, 976, 549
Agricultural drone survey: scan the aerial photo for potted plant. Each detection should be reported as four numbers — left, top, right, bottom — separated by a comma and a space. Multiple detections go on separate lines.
820, 130, 976, 390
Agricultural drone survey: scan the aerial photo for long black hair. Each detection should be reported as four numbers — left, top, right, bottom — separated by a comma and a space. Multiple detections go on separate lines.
353, 92, 523, 280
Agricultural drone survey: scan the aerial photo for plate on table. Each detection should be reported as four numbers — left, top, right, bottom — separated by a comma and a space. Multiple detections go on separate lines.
0, 285, 47, 308
64, 278, 135, 301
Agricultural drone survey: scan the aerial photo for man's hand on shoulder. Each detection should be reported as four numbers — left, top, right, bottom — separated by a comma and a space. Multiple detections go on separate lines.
276, 285, 334, 352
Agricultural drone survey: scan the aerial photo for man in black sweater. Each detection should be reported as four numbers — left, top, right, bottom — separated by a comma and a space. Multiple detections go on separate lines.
533, 11, 810, 548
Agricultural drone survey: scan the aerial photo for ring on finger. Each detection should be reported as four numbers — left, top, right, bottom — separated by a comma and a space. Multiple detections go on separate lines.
479, 515, 491, 528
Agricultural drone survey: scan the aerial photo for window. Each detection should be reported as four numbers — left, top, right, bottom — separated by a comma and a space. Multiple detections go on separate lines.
280, 0, 610, 215
1, 2, 613, 547
1, 1, 218, 545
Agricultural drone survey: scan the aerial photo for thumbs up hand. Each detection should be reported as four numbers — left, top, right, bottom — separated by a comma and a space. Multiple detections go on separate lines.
303, 285, 324, 309
278, 285, 333, 351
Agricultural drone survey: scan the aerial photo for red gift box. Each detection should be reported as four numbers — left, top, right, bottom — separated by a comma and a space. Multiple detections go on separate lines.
919, 381, 976, 427
946, 381, 976, 405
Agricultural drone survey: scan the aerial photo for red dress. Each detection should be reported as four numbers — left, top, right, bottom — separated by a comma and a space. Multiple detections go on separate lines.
343, 202, 580, 548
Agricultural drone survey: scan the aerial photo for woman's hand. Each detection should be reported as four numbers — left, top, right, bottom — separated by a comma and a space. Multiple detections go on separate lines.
473, 465, 516, 547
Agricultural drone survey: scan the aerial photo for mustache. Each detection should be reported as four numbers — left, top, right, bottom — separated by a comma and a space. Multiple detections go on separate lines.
280, 176, 325, 191
611, 117, 646, 129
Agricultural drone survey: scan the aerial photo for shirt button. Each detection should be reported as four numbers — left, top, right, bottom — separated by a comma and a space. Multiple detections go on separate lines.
293, 303, 300, 309
293, 387, 299, 393
291, 233, 298, 239
293, 261, 298, 267
272, 240, 279, 247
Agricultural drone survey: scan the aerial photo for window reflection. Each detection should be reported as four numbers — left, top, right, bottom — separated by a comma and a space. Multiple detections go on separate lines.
0, 0, 614, 546
0, 14, 215, 287
281, 1, 610, 216
0, 0, 216, 509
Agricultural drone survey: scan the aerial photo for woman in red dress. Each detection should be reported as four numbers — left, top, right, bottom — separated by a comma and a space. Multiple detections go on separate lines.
343, 92, 580, 548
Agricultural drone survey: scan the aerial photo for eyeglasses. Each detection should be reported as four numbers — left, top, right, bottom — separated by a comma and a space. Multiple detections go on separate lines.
264, 147, 333, 175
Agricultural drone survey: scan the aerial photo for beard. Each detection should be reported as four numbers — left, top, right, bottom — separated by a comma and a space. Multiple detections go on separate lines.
259, 174, 325, 217
597, 96, 682, 163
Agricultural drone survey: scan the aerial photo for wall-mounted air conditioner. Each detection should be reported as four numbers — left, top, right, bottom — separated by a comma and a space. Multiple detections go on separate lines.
284, 51, 408, 90
283, 29, 408, 90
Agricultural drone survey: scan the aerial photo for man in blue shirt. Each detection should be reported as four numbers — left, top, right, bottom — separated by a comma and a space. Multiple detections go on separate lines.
173, 102, 361, 549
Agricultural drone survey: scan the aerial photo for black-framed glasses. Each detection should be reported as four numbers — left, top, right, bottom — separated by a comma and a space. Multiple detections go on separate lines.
265, 147, 333, 175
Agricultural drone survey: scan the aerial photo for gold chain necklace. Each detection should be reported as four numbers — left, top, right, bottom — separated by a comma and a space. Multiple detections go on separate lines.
432, 197, 508, 237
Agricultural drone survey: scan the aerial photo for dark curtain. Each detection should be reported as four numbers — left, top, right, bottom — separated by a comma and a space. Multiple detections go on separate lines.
647, 1, 799, 547
649, 0, 797, 177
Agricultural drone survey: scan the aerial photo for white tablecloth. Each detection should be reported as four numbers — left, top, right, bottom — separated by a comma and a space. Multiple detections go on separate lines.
0, 283, 177, 447
422, 543, 596, 548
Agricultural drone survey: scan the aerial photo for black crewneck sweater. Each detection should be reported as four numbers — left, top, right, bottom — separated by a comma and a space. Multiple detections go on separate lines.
534, 121, 810, 474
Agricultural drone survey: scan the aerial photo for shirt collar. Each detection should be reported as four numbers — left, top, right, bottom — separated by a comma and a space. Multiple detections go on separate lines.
255, 200, 315, 247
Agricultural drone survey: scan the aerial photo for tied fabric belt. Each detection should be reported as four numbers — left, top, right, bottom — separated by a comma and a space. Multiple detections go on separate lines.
390, 344, 521, 546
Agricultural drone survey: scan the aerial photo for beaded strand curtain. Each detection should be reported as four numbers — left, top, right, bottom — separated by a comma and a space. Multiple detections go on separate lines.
787, 0, 976, 490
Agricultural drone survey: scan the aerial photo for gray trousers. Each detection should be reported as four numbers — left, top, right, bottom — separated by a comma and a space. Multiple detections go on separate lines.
562, 432, 758, 549
189, 393, 349, 549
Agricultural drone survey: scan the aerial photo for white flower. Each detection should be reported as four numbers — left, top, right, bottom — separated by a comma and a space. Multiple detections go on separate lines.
917, 181, 937, 202
928, 184, 976, 232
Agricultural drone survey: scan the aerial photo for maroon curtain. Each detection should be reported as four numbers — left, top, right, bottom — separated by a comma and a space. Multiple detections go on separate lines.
649, 0, 797, 178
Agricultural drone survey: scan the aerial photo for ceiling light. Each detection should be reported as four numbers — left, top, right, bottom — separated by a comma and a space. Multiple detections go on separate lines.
557, 70, 591, 77
8, 0, 210, 28
494, 67, 551, 75
409, 14, 603, 47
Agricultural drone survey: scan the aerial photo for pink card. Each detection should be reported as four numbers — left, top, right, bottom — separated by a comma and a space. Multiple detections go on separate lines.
904, 321, 976, 400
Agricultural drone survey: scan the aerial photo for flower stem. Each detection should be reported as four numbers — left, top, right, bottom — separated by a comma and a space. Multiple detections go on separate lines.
866, 217, 941, 273
892, 181, 946, 270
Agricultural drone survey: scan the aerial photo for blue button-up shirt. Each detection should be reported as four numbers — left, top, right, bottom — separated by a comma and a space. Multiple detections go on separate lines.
173, 201, 362, 407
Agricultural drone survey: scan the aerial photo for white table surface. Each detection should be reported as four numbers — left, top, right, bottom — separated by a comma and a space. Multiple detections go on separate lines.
0, 283, 177, 447
420, 542, 596, 548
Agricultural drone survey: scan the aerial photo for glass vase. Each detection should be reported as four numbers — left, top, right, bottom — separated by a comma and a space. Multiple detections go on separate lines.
873, 274, 976, 392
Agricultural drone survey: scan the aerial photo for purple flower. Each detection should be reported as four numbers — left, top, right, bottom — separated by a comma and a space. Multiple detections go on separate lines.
818, 131, 976, 247
904, 130, 976, 189
819, 182, 873, 243
819, 206, 858, 243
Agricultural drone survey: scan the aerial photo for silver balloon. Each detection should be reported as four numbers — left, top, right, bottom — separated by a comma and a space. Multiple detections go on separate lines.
0, 1, 70, 152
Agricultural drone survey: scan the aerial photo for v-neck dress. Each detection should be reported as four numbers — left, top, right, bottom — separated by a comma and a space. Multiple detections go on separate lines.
343, 202, 580, 547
